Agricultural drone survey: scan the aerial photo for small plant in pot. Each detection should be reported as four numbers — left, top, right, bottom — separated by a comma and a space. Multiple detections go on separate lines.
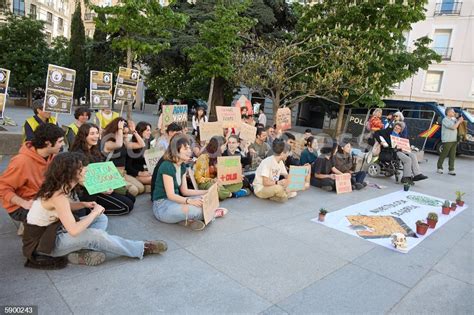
426, 212, 438, 229
318, 208, 328, 222
455, 191, 465, 207
442, 200, 451, 215
403, 181, 412, 192
450, 202, 457, 211
416, 220, 429, 235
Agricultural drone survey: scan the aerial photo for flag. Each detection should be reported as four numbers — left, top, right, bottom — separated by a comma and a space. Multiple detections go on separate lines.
418, 124, 440, 138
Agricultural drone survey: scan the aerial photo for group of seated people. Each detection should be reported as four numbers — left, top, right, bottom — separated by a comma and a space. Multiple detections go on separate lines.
0, 103, 426, 269
368, 108, 428, 184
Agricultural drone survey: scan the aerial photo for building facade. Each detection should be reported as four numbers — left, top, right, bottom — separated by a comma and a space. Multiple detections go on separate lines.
388, 0, 474, 109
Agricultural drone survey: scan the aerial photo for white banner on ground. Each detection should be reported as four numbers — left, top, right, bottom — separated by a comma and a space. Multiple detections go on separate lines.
311, 191, 468, 253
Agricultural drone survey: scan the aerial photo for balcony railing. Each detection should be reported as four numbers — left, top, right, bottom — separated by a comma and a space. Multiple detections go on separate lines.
433, 47, 453, 60
84, 12, 96, 21
434, 2, 462, 15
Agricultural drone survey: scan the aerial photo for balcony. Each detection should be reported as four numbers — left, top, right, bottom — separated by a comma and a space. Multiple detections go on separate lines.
434, 2, 462, 16
84, 12, 96, 21
433, 47, 453, 60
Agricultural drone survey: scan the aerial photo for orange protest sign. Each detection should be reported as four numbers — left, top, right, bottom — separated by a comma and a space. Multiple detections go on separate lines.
390, 135, 411, 152
335, 173, 352, 194
216, 106, 241, 128
276, 107, 291, 130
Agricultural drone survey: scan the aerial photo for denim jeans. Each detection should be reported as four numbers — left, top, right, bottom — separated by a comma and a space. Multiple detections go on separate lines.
49, 214, 145, 259
352, 171, 367, 184
153, 198, 203, 224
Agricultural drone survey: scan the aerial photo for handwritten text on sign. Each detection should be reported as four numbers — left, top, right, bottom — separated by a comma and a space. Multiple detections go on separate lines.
390, 135, 411, 152
217, 156, 242, 185
288, 166, 308, 191
216, 106, 241, 128
335, 173, 352, 194
84, 162, 126, 195
276, 107, 291, 130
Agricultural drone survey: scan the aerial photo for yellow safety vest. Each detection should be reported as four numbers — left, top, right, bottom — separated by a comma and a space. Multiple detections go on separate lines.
22, 116, 58, 142
95, 111, 119, 129
68, 123, 79, 135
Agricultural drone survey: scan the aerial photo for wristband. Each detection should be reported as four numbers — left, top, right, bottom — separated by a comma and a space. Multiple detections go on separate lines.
185, 198, 189, 204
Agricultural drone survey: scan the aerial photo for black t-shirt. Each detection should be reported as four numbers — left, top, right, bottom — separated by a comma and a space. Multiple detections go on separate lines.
312, 156, 333, 175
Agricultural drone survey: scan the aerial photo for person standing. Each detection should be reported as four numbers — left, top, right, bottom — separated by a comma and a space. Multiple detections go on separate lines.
437, 108, 464, 175
258, 107, 267, 127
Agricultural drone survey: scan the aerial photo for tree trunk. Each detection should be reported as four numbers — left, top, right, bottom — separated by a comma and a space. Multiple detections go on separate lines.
335, 96, 346, 137
207, 75, 215, 119
27, 87, 32, 108
126, 45, 133, 121
271, 90, 281, 125
210, 76, 225, 121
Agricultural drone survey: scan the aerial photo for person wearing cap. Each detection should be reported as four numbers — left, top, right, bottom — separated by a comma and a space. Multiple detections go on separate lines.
65, 107, 91, 148
23, 99, 58, 142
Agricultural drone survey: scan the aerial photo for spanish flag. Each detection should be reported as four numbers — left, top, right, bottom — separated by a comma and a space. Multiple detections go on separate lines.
419, 124, 441, 138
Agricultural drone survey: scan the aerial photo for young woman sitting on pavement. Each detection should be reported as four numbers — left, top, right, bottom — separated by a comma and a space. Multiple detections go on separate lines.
152, 134, 227, 231
125, 121, 153, 188
101, 118, 146, 196
332, 141, 367, 190
299, 136, 318, 165
310, 143, 337, 192
23, 152, 167, 267
253, 139, 297, 202
194, 136, 250, 200
70, 123, 136, 216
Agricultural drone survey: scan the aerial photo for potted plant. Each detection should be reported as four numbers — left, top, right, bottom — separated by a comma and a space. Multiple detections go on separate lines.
403, 182, 412, 192
318, 208, 328, 222
416, 220, 429, 235
442, 200, 451, 215
455, 191, 465, 207
450, 202, 457, 211
426, 212, 438, 229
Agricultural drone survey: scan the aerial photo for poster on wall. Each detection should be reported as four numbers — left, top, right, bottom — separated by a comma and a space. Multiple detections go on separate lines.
90, 70, 113, 109
43, 64, 76, 114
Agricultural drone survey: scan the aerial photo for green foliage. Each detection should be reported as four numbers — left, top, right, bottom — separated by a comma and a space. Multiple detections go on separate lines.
319, 208, 328, 215
443, 200, 451, 207
49, 36, 70, 68
455, 191, 465, 201
427, 212, 438, 221
0, 14, 49, 95
69, 1, 87, 100
416, 220, 427, 226
92, 0, 188, 64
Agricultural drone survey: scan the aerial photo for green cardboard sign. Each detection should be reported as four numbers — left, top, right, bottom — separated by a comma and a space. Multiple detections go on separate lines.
84, 162, 126, 195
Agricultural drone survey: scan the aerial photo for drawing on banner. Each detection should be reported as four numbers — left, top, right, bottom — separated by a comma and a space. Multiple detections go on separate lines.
0, 68, 10, 119
311, 191, 468, 253
144, 148, 165, 174
202, 183, 219, 225
217, 156, 242, 185
390, 135, 411, 152
239, 122, 257, 142
276, 107, 291, 130
347, 216, 416, 239
44, 64, 75, 114
84, 162, 126, 195
90, 71, 113, 109
287, 166, 307, 191
236, 95, 253, 115
335, 173, 352, 194
161, 104, 188, 130
200, 121, 223, 141
114, 67, 140, 102
216, 106, 241, 128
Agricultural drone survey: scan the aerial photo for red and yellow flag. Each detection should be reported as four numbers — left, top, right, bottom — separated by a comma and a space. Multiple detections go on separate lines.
419, 124, 441, 138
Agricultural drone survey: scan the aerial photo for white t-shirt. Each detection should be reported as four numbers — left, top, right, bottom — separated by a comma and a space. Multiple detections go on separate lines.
258, 113, 267, 127
253, 155, 287, 193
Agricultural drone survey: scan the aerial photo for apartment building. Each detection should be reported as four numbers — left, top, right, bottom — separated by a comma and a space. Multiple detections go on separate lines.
389, 0, 474, 109
0, 0, 73, 42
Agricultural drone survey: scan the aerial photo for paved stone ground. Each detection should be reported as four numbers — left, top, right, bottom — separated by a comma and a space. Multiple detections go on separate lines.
0, 106, 473, 314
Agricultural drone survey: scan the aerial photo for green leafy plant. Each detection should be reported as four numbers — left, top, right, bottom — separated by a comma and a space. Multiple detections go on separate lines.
443, 200, 451, 208
427, 213, 438, 221
455, 191, 465, 201
416, 220, 428, 226
319, 208, 328, 215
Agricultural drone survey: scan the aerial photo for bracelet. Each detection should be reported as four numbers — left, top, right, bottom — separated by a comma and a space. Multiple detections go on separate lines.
185, 198, 188, 204
118, 128, 123, 131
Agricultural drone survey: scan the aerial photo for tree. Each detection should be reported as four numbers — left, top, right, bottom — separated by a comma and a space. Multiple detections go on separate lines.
69, 1, 87, 104
92, 0, 188, 119
0, 14, 50, 106
49, 36, 70, 68
187, 1, 254, 118
295, 0, 440, 135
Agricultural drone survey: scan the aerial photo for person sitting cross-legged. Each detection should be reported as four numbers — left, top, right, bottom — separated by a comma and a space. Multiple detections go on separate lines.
253, 139, 297, 202
310, 144, 337, 192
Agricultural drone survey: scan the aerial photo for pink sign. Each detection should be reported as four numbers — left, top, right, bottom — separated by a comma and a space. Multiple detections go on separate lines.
390, 136, 411, 152
335, 173, 352, 194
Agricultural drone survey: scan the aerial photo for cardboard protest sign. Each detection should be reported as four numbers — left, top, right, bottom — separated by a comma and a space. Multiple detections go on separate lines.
114, 67, 140, 102
288, 166, 308, 192
84, 162, 126, 195
202, 183, 219, 225
216, 106, 241, 128
276, 107, 291, 130
390, 135, 411, 152
161, 104, 188, 131
200, 121, 224, 141
236, 95, 253, 115
217, 156, 242, 185
0, 68, 10, 119
239, 122, 257, 143
144, 147, 165, 174
335, 173, 352, 194
90, 71, 113, 109
44, 64, 75, 114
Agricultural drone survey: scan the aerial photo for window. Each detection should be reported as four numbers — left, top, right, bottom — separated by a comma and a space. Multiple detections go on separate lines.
30, 4, 37, 19
47, 12, 53, 24
433, 29, 453, 60
13, 0, 25, 16
58, 17, 63, 31
424, 71, 443, 92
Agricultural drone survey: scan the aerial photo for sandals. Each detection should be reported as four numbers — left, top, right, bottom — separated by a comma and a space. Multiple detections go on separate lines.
214, 208, 228, 218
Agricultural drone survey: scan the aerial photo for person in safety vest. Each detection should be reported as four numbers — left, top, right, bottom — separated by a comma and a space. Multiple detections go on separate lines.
95, 108, 119, 131
65, 107, 91, 147
22, 99, 58, 142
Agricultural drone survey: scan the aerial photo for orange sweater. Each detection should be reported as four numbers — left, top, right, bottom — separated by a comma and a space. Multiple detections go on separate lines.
0, 143, 53, 213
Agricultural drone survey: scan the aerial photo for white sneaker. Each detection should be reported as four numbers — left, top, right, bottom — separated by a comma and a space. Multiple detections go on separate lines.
437, 169, 443, 174
287, 191, 298, 199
